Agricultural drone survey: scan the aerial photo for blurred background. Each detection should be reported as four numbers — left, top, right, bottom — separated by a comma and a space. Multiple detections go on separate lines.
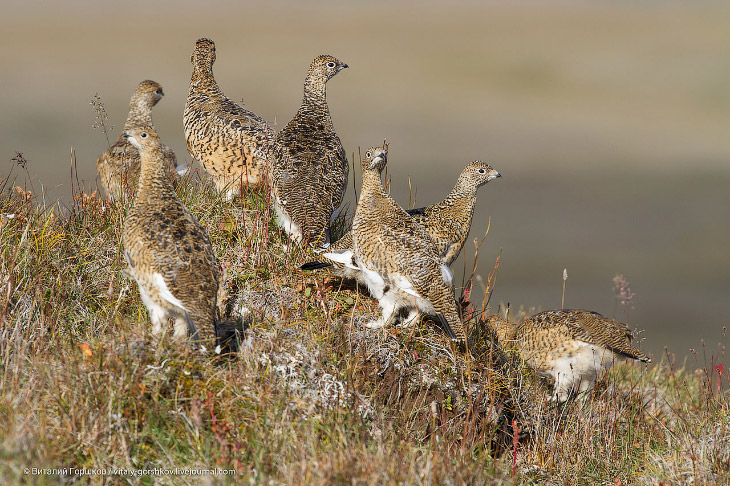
1, 0, 728, 362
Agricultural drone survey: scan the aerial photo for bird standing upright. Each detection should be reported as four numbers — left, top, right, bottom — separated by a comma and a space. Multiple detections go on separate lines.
404, 161, 501, 264
184, 38, 275, 198
272, 54, 349, 247
348, 147, 466, 343
122, 127, 220, 351
96, 80, 178, 201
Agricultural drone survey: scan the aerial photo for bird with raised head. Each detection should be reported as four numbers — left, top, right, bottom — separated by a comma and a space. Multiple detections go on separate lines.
184, 38, 275, 198
96, 80, 178, 201
272, 54, 349, 247
122, 126, 222, 352
347, 146, 466, 343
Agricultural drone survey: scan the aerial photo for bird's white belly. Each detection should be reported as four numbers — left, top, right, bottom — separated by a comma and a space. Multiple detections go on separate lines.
548, 343, 615, 400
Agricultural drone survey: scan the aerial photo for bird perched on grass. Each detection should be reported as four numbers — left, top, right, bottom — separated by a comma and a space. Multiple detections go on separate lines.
347, 147, 465, 343
272, 54, 349, 247
184, 38, 275, 198
96, 80, 178, 201
485, 309, 651, 402
122, 126, 220, 352
301, 161, 501, 280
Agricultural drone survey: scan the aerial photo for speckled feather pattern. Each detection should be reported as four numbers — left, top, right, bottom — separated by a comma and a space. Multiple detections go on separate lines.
407, 161, 501, 264
122, 128, 219, 346
305, 161, 500, 279
96, 80, 178, 200
272, 55, 348, 246
184, 38, 275, 194
487, 309, 650, 400
352, 147, 465, 342
519, 310, 650, 361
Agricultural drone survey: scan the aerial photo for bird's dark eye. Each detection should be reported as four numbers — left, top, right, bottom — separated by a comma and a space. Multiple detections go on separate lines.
327, 61, 336, 68
154, 89, 162, 95
141, 132, 148, 139
366, 151, 372, 158
478, 168, 486, 174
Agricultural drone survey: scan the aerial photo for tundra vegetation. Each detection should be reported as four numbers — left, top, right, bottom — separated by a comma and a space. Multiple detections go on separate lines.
0, 159, 728, 485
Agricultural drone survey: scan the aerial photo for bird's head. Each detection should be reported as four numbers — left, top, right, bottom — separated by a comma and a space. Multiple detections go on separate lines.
191, 38, 216, 67
461, 160, 501, 189
310, 54, 348, 82
123, 127, 160, 151
134, 80, 164, 107
361, 146, 388, 173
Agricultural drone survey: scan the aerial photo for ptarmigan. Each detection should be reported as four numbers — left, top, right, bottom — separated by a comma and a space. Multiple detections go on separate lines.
486, 309, 651, 401
301, 161, 501, 280
96, 80, 178, 201
272, 54, 349, 247
348, 147, 465, 343
122, 127, 220, 352
184, 38, 275, 198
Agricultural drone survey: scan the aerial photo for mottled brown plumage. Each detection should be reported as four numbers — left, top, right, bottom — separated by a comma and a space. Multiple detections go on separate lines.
301, 161, 501, 280
349, 147, 465, 342
184, 38, 275, 198
407, 161, 501, 263
486, 309, 650, 401
272, 54, 349, 246
96, 80, 178, 201
122, 127, 219, 351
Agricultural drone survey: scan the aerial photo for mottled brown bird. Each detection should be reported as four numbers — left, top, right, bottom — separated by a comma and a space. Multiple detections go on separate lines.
96, 80, 178, 201
406, 161, 501, 263
348, 147, 465, 342
184, 38, 275, 198
486, 309, 651, 401
272, 54, 349, 247
301, 161, 501, 280
122, 127, 220, 352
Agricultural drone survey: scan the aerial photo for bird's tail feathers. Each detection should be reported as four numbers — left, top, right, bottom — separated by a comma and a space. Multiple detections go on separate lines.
300, 260, 334, 271
185, 310, 218, 353
216, 318, 247, 355
436, 313, 458, 341
436, 311, 466, 343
